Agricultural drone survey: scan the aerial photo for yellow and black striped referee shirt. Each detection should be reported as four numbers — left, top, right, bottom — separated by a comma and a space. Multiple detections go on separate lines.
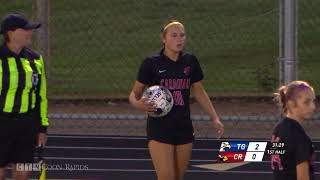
0, 43, 48, 132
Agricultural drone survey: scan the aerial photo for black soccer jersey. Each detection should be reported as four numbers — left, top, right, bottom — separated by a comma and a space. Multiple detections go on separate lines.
137, 49, 203, 138
271, 117, 315, 180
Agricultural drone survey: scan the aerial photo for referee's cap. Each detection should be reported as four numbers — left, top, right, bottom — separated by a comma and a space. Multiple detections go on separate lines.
0, 13, 41, 34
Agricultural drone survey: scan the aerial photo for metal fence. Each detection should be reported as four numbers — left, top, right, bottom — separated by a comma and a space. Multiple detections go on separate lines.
0, 0, 319, 138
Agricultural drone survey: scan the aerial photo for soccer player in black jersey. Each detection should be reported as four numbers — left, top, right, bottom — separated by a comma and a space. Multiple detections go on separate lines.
129, 20, 224, 180
271, 81, 316, 180
0, 13, 49, 180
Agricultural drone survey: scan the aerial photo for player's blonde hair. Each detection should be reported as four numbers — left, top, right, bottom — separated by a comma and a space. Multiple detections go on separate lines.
274, 80, 314, 113
160, 20, 184, 38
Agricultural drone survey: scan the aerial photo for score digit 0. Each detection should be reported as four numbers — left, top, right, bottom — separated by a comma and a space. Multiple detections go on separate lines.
244, 152, 264, 162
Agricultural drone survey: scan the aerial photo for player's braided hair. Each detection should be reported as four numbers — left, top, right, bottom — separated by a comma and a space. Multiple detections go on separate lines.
274, 81, 314, 114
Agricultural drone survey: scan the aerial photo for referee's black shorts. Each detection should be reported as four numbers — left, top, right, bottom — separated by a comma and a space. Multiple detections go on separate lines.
0, 112, 37, 167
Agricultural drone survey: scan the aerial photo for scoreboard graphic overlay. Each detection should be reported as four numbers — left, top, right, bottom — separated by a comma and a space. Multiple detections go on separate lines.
218, 141, 286, 163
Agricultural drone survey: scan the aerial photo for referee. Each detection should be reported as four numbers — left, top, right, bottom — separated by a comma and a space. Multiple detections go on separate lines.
0, 13, 49, 180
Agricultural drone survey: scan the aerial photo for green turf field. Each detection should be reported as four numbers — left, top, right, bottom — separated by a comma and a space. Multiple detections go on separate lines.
1, 0, 319, 97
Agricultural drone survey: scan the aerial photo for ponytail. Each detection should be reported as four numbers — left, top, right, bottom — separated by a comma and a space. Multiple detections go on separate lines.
274, 86, 288, 113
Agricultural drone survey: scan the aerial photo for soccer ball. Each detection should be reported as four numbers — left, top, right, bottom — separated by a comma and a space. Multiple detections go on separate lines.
142, 85, 173, 117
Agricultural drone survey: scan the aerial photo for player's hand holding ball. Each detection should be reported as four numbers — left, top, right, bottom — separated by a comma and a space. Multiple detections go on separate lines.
136, 96, 156, 114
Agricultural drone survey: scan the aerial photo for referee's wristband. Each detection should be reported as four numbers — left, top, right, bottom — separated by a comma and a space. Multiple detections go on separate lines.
39, 126, 48, 133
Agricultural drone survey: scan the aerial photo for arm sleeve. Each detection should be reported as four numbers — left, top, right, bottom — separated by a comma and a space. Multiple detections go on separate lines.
137, 58, 153, 85
191, 55, 204, 84
36, 55, 49, 133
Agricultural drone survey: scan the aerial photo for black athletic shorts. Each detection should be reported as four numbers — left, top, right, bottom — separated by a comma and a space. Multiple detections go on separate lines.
147, 118, 194, 145
0, 112, 37, 167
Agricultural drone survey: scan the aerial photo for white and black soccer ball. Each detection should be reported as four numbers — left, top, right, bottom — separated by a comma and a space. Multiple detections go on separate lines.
142, 85, 173, 117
